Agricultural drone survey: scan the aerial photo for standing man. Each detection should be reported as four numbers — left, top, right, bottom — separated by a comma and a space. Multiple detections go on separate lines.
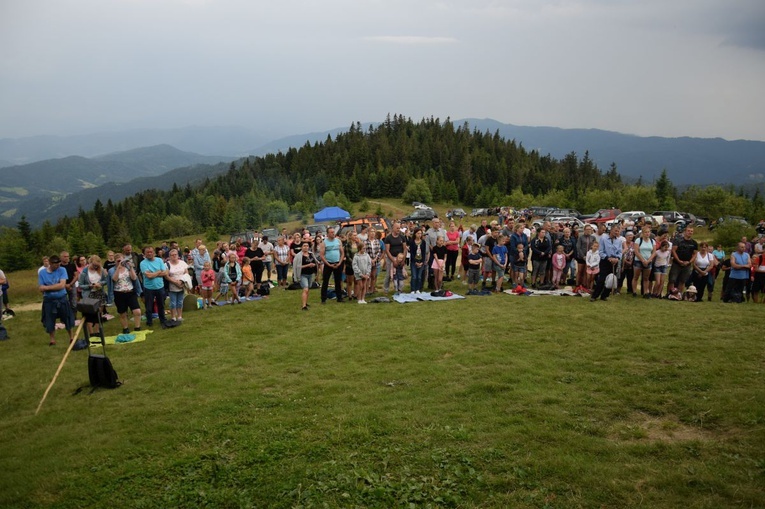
723, 242, 751, 303
667, 226, 698, 296
59, 251, 78, 317
320, 227, 345, 303
384, 221, 408, 293
590, 224, 623, 302
38, 255, 75, 346
139, 246, 169, 329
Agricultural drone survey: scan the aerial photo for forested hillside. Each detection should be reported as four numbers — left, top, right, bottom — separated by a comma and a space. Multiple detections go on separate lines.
1, 115, 763, 271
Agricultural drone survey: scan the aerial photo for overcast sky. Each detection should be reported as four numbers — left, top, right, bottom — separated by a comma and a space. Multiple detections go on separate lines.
1, 0, 764, 141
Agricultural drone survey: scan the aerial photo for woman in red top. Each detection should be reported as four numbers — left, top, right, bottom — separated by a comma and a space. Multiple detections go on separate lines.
445, 221, 461, 281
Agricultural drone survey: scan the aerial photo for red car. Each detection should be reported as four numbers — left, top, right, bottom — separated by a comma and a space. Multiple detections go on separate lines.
584, 208, 621, 225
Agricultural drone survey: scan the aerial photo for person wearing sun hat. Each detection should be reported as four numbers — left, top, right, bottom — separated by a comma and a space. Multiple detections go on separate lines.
684, 284, 698, 301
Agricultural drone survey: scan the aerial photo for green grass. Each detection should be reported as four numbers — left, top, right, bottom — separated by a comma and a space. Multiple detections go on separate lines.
1, 277, 763, 508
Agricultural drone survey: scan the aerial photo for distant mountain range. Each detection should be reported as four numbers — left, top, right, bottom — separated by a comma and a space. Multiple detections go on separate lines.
0, 145, 232, 225
2, 118, 764, 227
0, 125, 273, 166
461, 119, 765, 187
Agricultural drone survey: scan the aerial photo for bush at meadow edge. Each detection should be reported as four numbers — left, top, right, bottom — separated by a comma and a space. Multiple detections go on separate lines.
0, 276, 763, 508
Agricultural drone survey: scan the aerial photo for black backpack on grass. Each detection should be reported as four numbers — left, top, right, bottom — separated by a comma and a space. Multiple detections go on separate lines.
88, 354, 120, 389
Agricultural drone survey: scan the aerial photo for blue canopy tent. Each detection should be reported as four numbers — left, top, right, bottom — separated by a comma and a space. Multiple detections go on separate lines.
313, 206, 351, 222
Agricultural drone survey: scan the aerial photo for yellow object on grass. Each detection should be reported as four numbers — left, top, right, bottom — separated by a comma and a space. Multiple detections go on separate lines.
101, 329, 154, 345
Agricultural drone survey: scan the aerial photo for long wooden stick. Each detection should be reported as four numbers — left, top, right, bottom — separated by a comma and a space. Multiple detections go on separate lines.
35, 320, 86, 416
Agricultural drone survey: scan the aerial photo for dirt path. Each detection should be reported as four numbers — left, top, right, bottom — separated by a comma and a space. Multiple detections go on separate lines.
7, 302, 41, 313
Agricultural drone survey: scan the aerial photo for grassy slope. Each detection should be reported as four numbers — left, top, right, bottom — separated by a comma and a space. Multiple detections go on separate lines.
0, 274, 763, 508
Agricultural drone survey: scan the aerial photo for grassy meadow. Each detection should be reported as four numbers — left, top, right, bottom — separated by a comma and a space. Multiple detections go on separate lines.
0, 266, 763, 508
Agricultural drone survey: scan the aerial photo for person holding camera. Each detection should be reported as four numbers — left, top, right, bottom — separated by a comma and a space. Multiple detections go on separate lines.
110, 253, 143, 334
78, 255, 109, 337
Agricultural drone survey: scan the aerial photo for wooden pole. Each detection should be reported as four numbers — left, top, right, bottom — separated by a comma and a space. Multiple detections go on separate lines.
35, 320, 86, 416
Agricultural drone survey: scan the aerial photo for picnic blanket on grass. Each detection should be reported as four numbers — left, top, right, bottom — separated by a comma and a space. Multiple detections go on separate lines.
393, 292, 466, 303
503, 288, 582, 297
103, 329, 153, 345
214, 295, 265, 306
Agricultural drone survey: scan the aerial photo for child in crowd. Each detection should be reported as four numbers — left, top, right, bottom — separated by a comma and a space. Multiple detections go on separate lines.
241, 257, 255, 298
431, 236, 447, 292
200, 261, 215, 308
392, 252, 408, 294
352, 242, 372, 304
683, 285, 698, 302
585, 240, 600, 291
513, 243, 527, 287
214, 253, 242, 305
551, 244, 567, 289
467, 243, 483, 294
652, 240, 672, 298
491, 234, 508, 292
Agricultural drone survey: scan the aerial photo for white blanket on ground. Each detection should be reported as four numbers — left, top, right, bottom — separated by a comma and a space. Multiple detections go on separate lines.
503, 289, 582, 297
393, 292, 466, 303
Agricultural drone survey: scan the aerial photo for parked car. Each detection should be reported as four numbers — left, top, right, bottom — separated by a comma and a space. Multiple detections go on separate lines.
652, 210, 685, 225
260, 228, 280, 242
528, 206, 555, 218
402, 208, 437, 222
471, 208, 489, 217
584, 208, 622, 225
229, 230, 257, 245
412, 202, 434, 211
305, 224, 328, 238
548, 208, 583, 219
533, 216, 585, 231
680, 212, 706, 227
446, 208, 467, 220
709, 215, 750, 230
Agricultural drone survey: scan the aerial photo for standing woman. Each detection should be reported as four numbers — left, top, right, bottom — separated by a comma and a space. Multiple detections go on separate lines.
293, 241, 317, 310
110, 253, 142, 334
575, 224, 596, 292
78, 255, 109, 336
273, 236, 291, 288
344, 231, 359, 299
652, 240, 672, 298
710, 244, 726, 301
312, 233, 324, 280
632, 225, 656, 298
165, 248, 189, 322
365, 228, 381, 294
691, 242, 715, 302
409, 228, 429, 293
618, 232, 636, 295
104, 251, 117, 306
444, 222, 460, 281
530, 228, 551, 287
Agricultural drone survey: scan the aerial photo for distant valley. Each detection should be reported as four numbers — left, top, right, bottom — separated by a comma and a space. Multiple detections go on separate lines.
0, 145, 232, 225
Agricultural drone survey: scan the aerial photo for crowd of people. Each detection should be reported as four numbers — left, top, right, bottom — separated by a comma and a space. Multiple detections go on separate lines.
31, 214, 764, 345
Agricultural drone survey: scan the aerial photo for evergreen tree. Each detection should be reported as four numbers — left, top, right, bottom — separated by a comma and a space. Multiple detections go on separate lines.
655, 169, 676, 209
17, 215, 32, 247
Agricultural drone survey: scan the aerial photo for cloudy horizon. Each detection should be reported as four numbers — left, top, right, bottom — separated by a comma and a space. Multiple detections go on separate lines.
1, 0, 764, 142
